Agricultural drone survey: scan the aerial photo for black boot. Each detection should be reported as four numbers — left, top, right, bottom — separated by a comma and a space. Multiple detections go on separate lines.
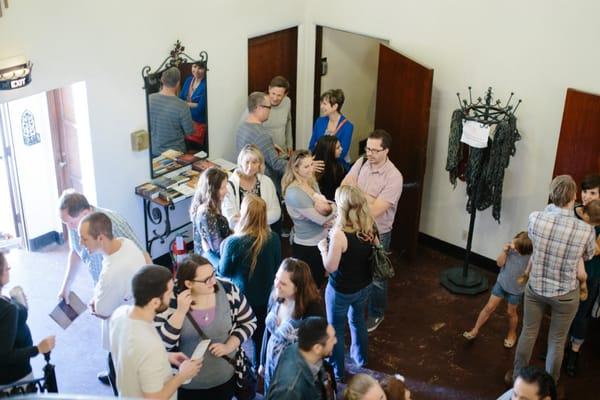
565, 347, 579, 377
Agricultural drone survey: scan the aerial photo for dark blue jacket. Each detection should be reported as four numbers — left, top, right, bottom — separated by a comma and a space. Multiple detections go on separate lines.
267, 344, 333, 400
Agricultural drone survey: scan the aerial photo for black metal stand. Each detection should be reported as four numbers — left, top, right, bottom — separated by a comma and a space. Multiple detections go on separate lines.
440, 204, 489, 295
142, 198, 192, 255
441, 86, 521, 295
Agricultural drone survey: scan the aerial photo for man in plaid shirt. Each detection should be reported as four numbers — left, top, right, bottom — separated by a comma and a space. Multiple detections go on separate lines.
512, 175, 596, 383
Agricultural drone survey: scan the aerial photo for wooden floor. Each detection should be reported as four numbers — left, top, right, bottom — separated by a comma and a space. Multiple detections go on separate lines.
5, 242, 599, 399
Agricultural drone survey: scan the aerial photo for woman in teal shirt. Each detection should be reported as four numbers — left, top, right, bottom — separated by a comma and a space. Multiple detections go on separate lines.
219, 194, 281, 367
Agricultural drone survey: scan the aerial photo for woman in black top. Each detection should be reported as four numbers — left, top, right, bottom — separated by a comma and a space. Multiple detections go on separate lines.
318, 185, 375, 381
313, 136, 345, 201
0, 252, 55, 385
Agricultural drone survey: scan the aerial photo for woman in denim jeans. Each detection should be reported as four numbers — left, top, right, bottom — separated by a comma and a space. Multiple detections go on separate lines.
318, 185, 374, 381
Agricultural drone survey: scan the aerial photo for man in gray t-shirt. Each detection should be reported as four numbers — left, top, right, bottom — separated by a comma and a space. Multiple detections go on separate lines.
149, 67, 194, 156
236, 92, 287, 184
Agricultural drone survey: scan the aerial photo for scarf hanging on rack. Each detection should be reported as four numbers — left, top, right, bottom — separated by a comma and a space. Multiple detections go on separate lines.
445, 109, 521, 222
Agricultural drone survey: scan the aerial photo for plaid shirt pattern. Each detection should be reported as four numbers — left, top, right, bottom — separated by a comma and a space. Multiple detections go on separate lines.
69, 206, 144, 283
528, 204, 596, 297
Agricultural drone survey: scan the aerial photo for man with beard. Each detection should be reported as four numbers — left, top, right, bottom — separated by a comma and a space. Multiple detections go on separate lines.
109, 266, 201, 400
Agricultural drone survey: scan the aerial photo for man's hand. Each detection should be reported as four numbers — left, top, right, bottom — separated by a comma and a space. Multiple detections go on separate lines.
58, 286, 71, 305
209, 342, 236, 357
274, 144, 285, 155
175, 289, 193, 314
168, 352, 189, 367
178, 359, 202, 380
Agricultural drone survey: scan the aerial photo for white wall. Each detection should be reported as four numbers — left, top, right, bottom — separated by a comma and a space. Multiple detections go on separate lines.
2, 1, 599, 259
306, 0, 600, 259
0, 0, 307, 244
320, 28, 382, 160
6, 93, 61, 238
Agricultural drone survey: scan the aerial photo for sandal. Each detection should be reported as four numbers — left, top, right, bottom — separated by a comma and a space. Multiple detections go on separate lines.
463, 331, 477, 341
503, 337, 516, 348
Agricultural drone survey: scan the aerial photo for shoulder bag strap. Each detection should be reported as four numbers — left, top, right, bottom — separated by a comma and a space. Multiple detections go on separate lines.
333, 117, 348, 135
185, 312, 237, 367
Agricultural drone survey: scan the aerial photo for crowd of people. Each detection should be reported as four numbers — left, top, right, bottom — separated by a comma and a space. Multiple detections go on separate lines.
1, 71, 599, 400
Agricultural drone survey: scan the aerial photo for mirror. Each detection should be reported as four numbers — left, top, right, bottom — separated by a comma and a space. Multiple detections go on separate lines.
142, 41, 209, 178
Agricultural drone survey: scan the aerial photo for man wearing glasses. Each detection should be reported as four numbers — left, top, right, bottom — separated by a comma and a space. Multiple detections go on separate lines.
342, 129, 403, 333
236, 92, 288, 186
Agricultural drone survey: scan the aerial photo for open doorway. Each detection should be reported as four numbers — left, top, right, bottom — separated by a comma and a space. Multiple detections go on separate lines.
314, 26, 434, 259
0, 82, 95, 250
314, 27, 387, 160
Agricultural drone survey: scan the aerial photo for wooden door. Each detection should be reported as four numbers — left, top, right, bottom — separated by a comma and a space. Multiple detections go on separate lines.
374, 44, 433, 259
48, 86, 84, 239
248, 27, 298, 146
48, 86, 83, 194
553, 88, 600, 194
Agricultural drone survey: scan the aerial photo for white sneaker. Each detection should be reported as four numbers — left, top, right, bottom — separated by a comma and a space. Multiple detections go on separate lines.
367, 316, 384, 333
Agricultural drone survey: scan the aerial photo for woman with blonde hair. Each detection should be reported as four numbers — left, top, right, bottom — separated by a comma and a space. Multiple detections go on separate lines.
219, 194, 281, 367
318, 185, 375, 381
222, 144, 281, 231
343, 373, 386, 400
190, 167, 231, 265
283, 149, 336, 288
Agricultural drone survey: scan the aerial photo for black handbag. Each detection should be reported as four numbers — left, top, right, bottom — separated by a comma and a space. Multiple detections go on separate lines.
186, 313, 257, 400
371, 236, 395, 280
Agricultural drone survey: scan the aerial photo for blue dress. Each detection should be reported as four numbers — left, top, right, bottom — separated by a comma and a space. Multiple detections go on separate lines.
308, 114, 354, 170
179, 76, 207, 124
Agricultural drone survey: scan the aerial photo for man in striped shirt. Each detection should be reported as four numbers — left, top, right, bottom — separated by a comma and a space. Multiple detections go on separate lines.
512, 175, 596, 383
236, 92, 288, 186
149, 67, 194, 156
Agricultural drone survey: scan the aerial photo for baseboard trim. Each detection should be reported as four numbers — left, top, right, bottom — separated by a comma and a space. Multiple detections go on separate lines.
29, 231, 64, 251
418, 233, 498, 274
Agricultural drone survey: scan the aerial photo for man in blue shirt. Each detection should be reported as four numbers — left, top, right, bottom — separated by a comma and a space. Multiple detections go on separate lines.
267, 317, 337, 400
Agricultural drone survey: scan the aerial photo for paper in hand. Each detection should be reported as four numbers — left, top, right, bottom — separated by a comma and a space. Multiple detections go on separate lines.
49, 292, 87, 329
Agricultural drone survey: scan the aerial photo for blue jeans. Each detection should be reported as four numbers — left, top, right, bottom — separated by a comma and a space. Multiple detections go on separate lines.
325, 283, 371, 380
368, 231, 391, 319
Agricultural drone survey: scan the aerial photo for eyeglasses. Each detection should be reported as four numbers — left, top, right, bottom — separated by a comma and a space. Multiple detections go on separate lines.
259, 104, 272, 109
365, 147, 385, 154
191, 269, 216, 285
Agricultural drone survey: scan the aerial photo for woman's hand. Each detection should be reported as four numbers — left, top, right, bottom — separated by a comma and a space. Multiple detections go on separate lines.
176, 289, 193, 314
37, 335, 56, 354
209, 342, 236, 357
313, 159, 325, 174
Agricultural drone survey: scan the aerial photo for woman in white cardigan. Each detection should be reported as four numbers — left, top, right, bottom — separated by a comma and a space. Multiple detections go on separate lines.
222, 144, 281, 230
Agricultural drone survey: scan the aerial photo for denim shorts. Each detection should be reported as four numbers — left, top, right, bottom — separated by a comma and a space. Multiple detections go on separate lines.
491, 281, 523, 305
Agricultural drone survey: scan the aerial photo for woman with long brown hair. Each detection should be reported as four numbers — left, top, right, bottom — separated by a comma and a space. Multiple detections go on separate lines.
218, 194, 281, 368
259, 258, 325, 393
318, 185, 375, 381
155, 254, 257, 400
313, 135, 345, 201
283, 149, 336, 288
190, 167, 231, 265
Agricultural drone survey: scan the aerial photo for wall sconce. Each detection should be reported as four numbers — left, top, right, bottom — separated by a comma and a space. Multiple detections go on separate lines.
0, 56, 33, 90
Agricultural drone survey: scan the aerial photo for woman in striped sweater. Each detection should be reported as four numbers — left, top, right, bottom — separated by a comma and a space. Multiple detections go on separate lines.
154, 254, 256, 400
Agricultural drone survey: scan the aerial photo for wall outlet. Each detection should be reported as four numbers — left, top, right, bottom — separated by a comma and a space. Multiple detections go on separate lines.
461, 229, 468, 241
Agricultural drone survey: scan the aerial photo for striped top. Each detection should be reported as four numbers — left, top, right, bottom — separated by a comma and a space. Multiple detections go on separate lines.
149, 93, 194, 155
154, 279, 257, 349
528, 204, 596, 297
